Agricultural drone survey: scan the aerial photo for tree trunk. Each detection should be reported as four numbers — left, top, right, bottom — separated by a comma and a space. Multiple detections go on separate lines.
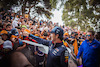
28, 4, 31, 19
22, 1, 26, 17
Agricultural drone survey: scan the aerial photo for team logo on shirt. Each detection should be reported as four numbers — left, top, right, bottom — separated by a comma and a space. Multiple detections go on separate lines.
52, 50, 57, 55
55, 48, 59, 52
92, 45, 96, 48
56, 29, 60, 33
52, 48, 59, 55
61, 45, 65, 48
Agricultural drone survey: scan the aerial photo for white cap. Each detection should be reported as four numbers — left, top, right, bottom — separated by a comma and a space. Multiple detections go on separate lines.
3, 40, 13, 50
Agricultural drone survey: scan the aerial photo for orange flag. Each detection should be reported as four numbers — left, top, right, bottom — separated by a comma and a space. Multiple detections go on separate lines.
73, 39, 78, 56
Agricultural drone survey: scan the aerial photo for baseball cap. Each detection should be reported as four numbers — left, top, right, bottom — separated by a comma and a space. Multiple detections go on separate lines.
50, 26, 64, 37
11, 28, 19, 36
64, 32, 69, 36
0, 30, 8, 35
3, 40, 13, 50
35, 34, 39, 37
24, 29, 30, 33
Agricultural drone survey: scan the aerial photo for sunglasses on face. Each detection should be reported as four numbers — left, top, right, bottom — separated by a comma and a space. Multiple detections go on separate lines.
86, 35, 91, 37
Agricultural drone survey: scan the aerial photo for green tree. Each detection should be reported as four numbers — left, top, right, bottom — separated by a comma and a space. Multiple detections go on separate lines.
62, 0, 100, 31
0, 0, 59, 19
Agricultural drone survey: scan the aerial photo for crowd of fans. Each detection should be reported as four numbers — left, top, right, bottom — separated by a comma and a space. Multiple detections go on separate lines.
0, 8, 100, 67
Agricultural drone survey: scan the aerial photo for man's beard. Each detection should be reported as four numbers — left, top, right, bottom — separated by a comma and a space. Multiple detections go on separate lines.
89, 38, 93, 41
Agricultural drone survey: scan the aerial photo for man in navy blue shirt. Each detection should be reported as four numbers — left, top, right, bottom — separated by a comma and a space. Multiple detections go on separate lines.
77, 31, 100, 67
29, 26, 68, 67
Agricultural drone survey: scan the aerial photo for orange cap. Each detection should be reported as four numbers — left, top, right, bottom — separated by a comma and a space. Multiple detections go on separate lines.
24, 29, 30, 33
64, 32, 69, 36
35, 34, 39, 37
0, 30, 8, 35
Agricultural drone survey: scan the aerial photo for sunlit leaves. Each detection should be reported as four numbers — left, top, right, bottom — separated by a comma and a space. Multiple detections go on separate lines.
62, 0, 100, 31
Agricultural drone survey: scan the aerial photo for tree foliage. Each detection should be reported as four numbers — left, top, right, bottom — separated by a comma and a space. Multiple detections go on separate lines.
62, 0, 100, 31
0, 0, 59, 19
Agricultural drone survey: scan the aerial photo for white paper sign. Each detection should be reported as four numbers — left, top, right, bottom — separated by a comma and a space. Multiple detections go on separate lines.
22, 40, 49, 54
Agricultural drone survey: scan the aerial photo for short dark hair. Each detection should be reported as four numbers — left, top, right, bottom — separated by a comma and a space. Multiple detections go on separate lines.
75, 33, 78, 36
6, 23, 12, 28
58, 35, 63, 41
71, 32, 75, 35
8, 21, 11, 23
15, 26, 21, 30
43, 32, 48, 36
88, 30, 95, 35
80, 34, 82, 35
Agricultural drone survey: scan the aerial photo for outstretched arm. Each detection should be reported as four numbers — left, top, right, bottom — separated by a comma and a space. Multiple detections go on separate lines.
29, 34, 51, 46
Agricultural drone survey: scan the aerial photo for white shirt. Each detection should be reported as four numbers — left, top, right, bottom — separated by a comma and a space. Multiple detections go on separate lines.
12, 17, 19, 28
